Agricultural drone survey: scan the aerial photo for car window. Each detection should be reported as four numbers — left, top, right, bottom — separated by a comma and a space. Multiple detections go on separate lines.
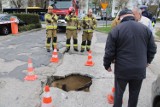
1, 16, 10, 21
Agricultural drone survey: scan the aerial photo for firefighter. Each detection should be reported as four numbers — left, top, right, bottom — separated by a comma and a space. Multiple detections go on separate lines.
45, 6, 58, 52
65, 7, 81, 52
81, 9, 97, 52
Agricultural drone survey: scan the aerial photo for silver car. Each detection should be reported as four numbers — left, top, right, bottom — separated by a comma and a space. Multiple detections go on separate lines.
152, 75, 160, 107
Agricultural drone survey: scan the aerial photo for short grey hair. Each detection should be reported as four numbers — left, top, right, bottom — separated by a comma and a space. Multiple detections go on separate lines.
132, 7, 142, 14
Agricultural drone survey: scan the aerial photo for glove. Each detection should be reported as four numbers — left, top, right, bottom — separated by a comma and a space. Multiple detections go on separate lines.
46, 19, 51, 23
85, 22, 89, 26
91, 26, 94, 30
52, 14, 55, 20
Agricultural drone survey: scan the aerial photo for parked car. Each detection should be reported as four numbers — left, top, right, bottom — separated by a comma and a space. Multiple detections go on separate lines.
93, 14, 101, 20
0, 14, 26, 35
101, 14, 112, 20
78, 13, 101, 21
152, 74, 160, 107
78, 13, 85, 20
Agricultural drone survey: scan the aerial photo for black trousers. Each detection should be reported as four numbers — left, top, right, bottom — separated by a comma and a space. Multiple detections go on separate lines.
113, 77, 143, 107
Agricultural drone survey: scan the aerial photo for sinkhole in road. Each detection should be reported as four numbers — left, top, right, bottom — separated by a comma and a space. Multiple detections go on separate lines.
46, 74, 92, 92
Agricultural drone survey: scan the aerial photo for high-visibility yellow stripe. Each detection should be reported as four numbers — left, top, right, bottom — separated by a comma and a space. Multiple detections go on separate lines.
81, 45, 86, 48
66, 44, 70, 47
84, 29, 93, 33
53, 26, 57, 29
73, 44, 78, 47
86, 45, 90, 48
83, 17, 92, 21
52, 43, 57, 45
71, 18, 77, 20
152, 22, 155, 26
66, 26, 77, 30
46, 43, 50, 47
46, 25, 57, 29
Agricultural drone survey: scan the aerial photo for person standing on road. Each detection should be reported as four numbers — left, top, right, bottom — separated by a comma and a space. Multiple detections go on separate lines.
45, 6, 58, 52
80, 9, 97, 52
132, 7, 153, 33
65, 7, 81, 52
103, 9, 157, 107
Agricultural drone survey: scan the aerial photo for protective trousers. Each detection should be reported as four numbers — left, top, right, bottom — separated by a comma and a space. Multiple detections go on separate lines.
81, 31, 93, 51
46, 29, 57, 50
66, 29, 78, 50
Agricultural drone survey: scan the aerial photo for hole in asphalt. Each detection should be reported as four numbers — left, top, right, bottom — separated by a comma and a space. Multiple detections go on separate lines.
46, 74, 92, 92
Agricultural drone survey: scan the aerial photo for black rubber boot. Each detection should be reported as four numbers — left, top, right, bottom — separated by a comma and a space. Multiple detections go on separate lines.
74, 48, 79, 52
86, 48, 90, 52
52, 37, 57, 50
80, 49, 85, 52
47, 49, 50, 52
65, 47, 70, 52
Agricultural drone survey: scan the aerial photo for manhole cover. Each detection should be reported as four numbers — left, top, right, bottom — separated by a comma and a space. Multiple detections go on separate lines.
45, 74, 92, 92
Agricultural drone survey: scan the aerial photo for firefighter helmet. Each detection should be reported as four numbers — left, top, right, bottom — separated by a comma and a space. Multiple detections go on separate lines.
69, 7, 75, 13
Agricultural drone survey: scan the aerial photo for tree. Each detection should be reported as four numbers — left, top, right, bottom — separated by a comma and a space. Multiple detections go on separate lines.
141, 0, 147, 5
92, 0, 100, 14
115, 0, 129, 15
28, 0, 35, 7
35, 0, 48, 8
28, 0, 48, 8
10, 0, 23, 8
9, 0, 27, 8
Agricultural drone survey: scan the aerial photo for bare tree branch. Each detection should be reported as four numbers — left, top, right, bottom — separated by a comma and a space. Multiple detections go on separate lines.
115, 0, 129, 16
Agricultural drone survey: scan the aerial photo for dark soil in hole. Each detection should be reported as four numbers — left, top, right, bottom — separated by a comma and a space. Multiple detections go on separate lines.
46, 74, 92, 92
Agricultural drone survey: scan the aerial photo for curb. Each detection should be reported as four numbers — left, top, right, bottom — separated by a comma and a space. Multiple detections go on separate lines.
95, 30, 109, 34
0, 28, 45, 42
10, 28, 45, 36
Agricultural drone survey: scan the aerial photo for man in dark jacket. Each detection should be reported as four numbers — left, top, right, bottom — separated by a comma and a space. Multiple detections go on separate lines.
103, 9, 157, 107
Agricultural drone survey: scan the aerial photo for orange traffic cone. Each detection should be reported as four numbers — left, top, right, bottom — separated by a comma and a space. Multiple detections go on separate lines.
41, 85, 54, 107
107, 87, 115, 104
50, 48, 59, 63
24, 58, 37, 81
85, 50, 94, 66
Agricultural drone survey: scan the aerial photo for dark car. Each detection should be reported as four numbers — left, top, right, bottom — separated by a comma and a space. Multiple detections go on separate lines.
152, 75, 160, 107
0, 14, 26, 35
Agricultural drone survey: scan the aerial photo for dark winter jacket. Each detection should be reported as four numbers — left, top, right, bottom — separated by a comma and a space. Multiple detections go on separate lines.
142, 10, 153, 20
103, 16, 157, 79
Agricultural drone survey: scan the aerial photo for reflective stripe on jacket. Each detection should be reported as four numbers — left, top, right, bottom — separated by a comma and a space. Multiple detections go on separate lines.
82, 15, 97, 32
65, 15, 80, 30
45, 13, 58, 30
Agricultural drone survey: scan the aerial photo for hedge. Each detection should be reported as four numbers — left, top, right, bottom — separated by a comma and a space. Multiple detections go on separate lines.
156, 18, 160, 21
12, 13, 41, 32
18, 23, 41, 32
13, 13, 40, 24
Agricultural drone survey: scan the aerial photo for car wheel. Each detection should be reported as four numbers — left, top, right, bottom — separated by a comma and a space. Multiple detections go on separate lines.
2, 26, 9, 35
155, 101, 160, 107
